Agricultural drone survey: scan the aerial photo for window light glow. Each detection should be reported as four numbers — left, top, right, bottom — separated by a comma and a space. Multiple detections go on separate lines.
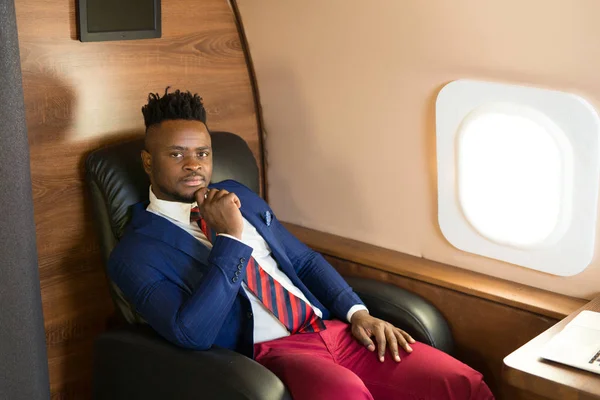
457, 105, 570, 248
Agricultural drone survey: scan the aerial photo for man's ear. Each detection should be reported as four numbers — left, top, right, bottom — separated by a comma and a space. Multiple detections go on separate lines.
141, 150, 152, 175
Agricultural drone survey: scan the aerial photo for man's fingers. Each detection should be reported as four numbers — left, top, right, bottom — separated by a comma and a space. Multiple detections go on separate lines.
353, 327, 376, 352
233, 194, 241, 208
385, 327, 401, 362
374, 325, 387, 362
395, 329, 413, 353
205, 188, 218, 202
400, 329, 416, 345
211, 189, 229, 201
226, 193, 242, 208
196, 187, 209, 205
203, 190, 241, 209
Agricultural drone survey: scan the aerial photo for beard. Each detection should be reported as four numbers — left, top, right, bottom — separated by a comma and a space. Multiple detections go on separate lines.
155, 182, 197, 203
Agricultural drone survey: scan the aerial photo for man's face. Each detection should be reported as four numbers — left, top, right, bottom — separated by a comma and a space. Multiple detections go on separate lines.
141, 119, 213, 203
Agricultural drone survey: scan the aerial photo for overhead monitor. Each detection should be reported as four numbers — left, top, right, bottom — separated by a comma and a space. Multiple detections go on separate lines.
77, 0, 161, 42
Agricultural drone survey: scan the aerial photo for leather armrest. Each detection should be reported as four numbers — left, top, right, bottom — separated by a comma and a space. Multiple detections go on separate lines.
93, 325, 291, 400
344, 277, 454, 354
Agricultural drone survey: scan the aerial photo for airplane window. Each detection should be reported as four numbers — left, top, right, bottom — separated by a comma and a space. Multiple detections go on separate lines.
436, 79, 600, 276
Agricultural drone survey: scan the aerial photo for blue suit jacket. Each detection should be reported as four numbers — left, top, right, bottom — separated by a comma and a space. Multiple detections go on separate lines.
108, 180, 364, 357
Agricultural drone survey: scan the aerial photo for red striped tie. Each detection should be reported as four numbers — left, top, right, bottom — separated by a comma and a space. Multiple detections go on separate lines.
191, 207, 326, 334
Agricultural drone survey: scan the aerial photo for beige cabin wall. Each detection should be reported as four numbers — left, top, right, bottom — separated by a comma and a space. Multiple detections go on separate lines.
236, 0, 600, 299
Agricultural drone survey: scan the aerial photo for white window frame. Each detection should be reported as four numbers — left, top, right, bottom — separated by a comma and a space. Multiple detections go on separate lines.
436, 79, 600, 276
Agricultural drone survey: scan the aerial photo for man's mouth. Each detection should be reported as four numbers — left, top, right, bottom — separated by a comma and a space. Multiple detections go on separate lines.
182, 176, 205, 187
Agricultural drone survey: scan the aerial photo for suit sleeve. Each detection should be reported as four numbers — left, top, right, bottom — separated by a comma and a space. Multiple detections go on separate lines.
271, 215, 364, 320
108, 236, 253, 350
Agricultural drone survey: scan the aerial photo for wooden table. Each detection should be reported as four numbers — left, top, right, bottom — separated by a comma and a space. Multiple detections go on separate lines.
503, 296, 600, 399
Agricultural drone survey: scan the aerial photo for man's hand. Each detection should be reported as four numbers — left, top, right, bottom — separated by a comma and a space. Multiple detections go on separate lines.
195, 188, 244, 240
350, 310, 415, 363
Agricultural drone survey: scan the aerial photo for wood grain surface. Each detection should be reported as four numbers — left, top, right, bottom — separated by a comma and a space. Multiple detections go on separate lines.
14, 0, 259, 397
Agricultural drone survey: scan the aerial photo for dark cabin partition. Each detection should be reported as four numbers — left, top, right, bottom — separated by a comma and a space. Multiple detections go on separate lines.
0, 0, 50, 398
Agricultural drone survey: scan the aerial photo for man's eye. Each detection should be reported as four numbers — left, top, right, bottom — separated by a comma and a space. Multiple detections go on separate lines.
198, 152, 209, 158
170, 153, 183, 158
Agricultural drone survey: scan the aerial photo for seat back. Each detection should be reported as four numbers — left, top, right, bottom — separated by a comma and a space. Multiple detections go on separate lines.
85, 131, 259, 322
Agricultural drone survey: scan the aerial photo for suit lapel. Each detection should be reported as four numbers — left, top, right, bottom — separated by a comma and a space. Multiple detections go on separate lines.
130, 204, 211, 265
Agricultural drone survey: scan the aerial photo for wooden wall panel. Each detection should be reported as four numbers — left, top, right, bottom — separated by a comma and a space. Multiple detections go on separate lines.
329, 257, 559, 400
14, 0, 259, 398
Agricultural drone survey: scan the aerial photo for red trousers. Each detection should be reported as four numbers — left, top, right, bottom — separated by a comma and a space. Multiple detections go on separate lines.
254, 320, 494, 400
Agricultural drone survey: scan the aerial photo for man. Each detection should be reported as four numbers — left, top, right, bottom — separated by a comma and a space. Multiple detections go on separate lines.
109, 89, 494, 400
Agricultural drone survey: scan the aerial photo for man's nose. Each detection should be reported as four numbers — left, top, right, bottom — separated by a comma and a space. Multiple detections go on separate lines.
183, 158, 202, 170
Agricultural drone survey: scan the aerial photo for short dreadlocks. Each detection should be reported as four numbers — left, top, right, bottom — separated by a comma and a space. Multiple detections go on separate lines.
141, 87, 207, 130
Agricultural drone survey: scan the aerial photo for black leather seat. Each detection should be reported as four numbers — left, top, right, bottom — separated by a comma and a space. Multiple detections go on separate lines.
86, 131, 454, 400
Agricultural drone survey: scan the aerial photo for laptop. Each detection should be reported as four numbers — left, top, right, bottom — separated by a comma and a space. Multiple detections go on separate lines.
540, 310, 600, 375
